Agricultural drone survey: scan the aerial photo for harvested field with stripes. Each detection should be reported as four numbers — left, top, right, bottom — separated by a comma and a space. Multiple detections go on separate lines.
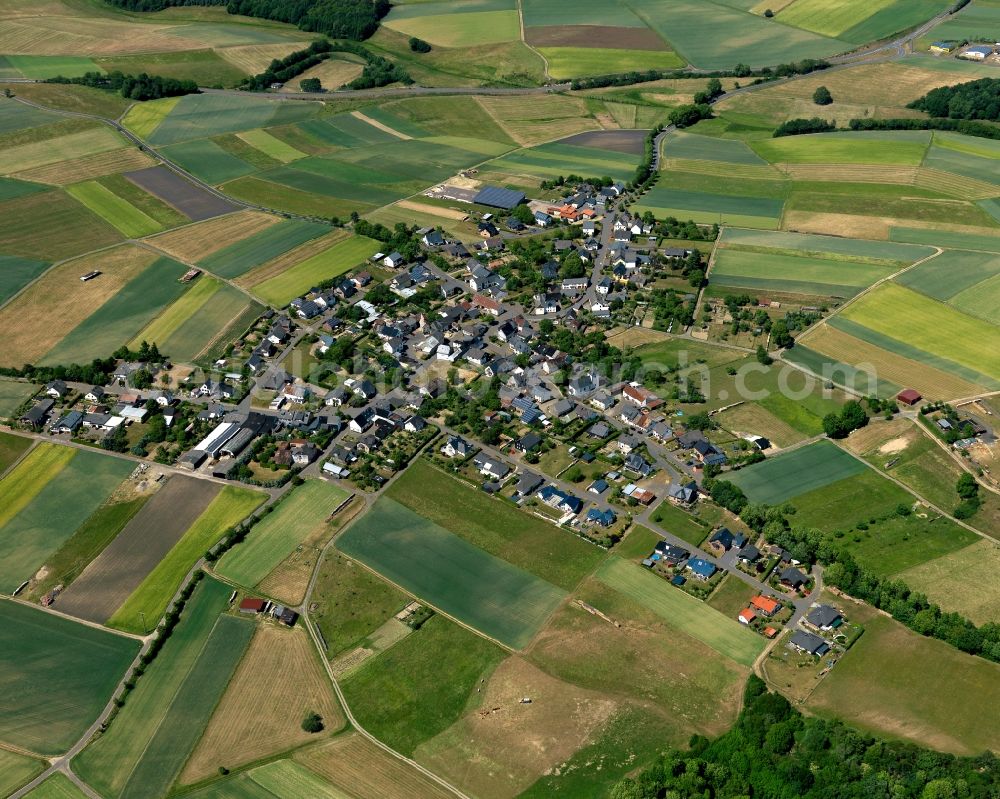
475, 95, 600, 146
179, 625, 342, 784
57, 476, 221, 625
14, 147, 156, 185
0, 188, 122, 261
145, 210, 277, 263
1, 126, 125, 175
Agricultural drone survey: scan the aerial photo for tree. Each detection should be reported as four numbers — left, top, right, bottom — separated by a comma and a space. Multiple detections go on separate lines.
755, 345, 773, 365
301, 712, 324, 733
668, 103, 712, 129
764, 7, 774, 16
813, 85, 833, 105
822, 412, 848, 439
408, 36, 431, 52
957, 472, 979, 500
299, 77, 323, 92
771, 318, 793, 348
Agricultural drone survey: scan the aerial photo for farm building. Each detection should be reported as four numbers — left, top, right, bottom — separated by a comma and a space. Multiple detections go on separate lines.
239, 597, 267, 614
896, 388, 922, 406
473, 186, 526, 211
961, 45, 994, 60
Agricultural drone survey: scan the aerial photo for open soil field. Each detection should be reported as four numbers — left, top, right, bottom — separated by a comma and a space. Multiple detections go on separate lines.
218, 479, 347, 591
109, 485, 264, 634
180, 625, 342, 784
57, 476, 221, 625
341, 614, 507, 756
0, 446, 132, 594
125, 166, 239, 221
338, 497, 566, 649
117, 614, 254, 799
596, 557, 764, 666
0, 245, 157, 368
75, 577, 232, 799
296, 732, 457, 799
725, 439, 867, 505
809, 605, 1000, 755
0, 599, 138, 756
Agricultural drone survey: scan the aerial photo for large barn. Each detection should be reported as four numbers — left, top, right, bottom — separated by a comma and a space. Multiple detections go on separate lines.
473, 185, 526, 211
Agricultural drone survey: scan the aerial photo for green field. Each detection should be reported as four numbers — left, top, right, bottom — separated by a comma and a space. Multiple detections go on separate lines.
809, 610, 1000, 755
388, 459, 605, 590
711, 248, 895, 297
0, 188, 123, 262
119, 615, 254, 799
218, 480, 346, 589
181, 760, 350, 799
131, 276, 225, 352
237, 128, 308, 163
724, 439, 867, 505
0, 254, 49, 305
890, 226, 1000, 253
484, 141, 639, 183
385, 5, 521, 46
251, 235, 379, 306
160, 139, 257, 185
596, 558, 764, 666
839, 282, 1000, 384
341, 614, 506, 755
338, 497, 567, 649
121, 97, 181, 140
719, 228, 935, 262
752, 131, 931, 165
0, 599, 138, 755
6, 55, 101, 80
539, 47, 682, 79
896, 249, 1000, 324
146, 94, 320, 147
0, 749, 44, 798
650, 501, 711, 546
0, 447, 132, 593
22, 774, 90, 799
0, 378, 40, 418
66, 180, 163, 238
109, 487, 265, 634
778, 0, 948, 42
0, 176, 49, 202
75, 578, 233, 798
782, 345, 901, 396
0, 431, 31, 474
663, 131, 767, 165
633, 186, 783, 228
200, 219, 330, 279
40, 256, 190, 366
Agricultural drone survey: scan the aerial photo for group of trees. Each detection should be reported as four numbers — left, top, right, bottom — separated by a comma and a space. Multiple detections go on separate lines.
408, 36, 431, 52
909, 77, 1000, 120
773, 116, 836, 137
614, 675, 1000, 799
569, 59, 829, 91
668, 104, 713, 129
240, 39, 333, 91
240, 38, 409, 92
955, 471, 982, 519
46, 71, 198, 100
822, 398, 869, 438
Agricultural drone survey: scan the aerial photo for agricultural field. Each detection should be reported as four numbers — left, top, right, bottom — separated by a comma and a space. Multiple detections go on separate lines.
383, 0, 521, 47
481, 139, 640, 183
776, 0, 949, 43
539, 47, 683, 79
895, 247, 1000, 324
108, 486, 265, 634
337, 497, 567, 649
634, 186, 783, 229
387, 458, 605, 591
0, 430, 30, 473
0, 378, 39, 418
199, 218, 330, 278
0, 444, 133, 594
179, 625, 342, 784
808, 604, 1000, 755
65, 179, 166, 237
178, 759, 352, 799
22, 774, 90, 799
595, 557, 764, 666
751, 131, 932, 166
0, 749, 44, 798
146, 210, 277, 262
74, 577, 233, 799
218, 479, 347, 590
341, 614, 507, 755
711, 228, 934, 298
724, 439, 867, 505
0, 599, 138, 756
57, 477, 223, 625
898, 540, 1000, 625
247, 234, 381, 306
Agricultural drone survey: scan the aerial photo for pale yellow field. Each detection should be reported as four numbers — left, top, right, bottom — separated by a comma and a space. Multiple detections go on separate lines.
216, 43, 306, 75
474, 95, 600, 147
798, 322, 982, 400
898, 540, 1000, 625
414, 656, 617, 799
145, 210, 278, 262
782, 210, 893, 239
0, 126, 125, 174
716, 402, 807, 449
293, 57, 364, 91
180, 625, 342, 784
295, 733, 458, 799
395, 199, 469, 221
238, 228, 351, 288
661, 158, 782, 179
0, 245, 156, 367
13, 147, 155, 185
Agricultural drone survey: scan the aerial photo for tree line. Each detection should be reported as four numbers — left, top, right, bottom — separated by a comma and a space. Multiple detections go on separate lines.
569, 58, 830, 91
240, 38, 410, 91
45, 71, 199, 100
103, 0, 388, 40
612, 675, 1000, 798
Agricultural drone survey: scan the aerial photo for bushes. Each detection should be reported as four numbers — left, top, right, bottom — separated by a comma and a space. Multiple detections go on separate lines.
813, 85, 832, 105
773, 116, 836, 137
409, 36, 431, 52
849, 115, 1000, 140
668, 103, 712, 129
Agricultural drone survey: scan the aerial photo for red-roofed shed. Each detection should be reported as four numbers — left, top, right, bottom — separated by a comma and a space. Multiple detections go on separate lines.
239, 597, 266, 614
897, 388, 922, 406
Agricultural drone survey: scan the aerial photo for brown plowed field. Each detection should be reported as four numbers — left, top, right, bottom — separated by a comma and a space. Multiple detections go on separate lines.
56, 476, 219, 623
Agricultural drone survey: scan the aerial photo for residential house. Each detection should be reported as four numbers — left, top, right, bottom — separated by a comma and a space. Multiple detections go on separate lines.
474, 454, 511, 480
686, 557, 717, 581
790, 631, 830, 657
667, 481, 698, 505
654, 541, 689, 565
422, 229, 445, 247
750, 595, 781, 617
622, 383, 662, 409
382, 251, 405, 269
442, 435, 473, 458
516, 431, 543, 452
805, 605, 843, 631
779, 567, 808, 590
538, 485, 583, 514
587, 507, 616, 527
513, 471, 544, 498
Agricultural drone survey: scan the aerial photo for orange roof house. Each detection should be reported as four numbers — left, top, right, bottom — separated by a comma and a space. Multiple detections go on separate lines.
750, 595, 781, 616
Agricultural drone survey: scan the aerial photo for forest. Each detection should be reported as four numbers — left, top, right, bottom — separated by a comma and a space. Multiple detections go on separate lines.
612, 676, 1000, 798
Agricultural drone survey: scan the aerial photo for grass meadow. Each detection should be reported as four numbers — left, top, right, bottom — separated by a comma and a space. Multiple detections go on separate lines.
338, 497, 567, 649
218, 479, 346, 590
0, 600, 138, 755
0, 379, 40, 418
66, 180, 164, 237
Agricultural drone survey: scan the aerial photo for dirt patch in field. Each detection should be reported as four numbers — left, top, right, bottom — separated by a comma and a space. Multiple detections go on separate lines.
525, 24, 667, 51
351, 110, 411, 140
296, 733, 457, 799
56, 476, 219, 623
180, 625, 342, 784
414, 655, 617, 799
840, 417, 913, 456
558, 128, 648, 155
125, 165, 238, 221
782, 210, 892, 240
146, 210, 277, 263
396, 200, 470, 221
